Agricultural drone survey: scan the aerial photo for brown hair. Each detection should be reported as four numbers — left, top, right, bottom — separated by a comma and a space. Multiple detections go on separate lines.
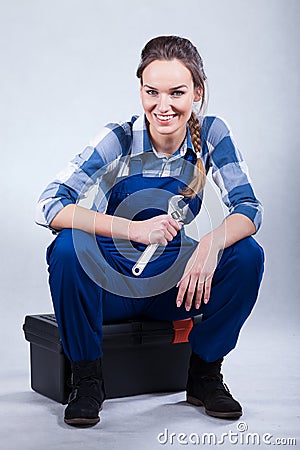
136, 35, 207, 198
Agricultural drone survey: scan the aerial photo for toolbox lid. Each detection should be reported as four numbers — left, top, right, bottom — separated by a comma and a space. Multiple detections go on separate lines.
23, 314, 202, 352
23, 314, 63, 353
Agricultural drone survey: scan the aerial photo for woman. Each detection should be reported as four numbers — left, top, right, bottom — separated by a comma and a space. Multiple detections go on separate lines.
36, 35, 264, 427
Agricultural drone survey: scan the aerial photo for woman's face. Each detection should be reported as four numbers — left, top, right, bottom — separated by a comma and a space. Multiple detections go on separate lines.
140, 59, 201, 144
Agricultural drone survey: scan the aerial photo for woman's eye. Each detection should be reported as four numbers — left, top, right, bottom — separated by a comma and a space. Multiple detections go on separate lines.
172, 91, 184, 97
146, 90, 158, 96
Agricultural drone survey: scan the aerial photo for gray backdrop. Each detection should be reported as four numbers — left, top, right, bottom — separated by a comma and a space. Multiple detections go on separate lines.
0, 0, 299, 378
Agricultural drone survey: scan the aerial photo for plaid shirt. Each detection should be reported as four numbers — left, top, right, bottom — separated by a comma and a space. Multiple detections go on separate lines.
35, 114, 263, 232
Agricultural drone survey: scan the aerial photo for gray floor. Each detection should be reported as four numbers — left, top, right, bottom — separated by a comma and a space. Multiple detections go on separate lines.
1, 312, 299, 450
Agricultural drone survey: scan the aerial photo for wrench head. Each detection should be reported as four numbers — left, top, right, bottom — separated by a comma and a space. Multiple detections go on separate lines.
168, 194, 190, 222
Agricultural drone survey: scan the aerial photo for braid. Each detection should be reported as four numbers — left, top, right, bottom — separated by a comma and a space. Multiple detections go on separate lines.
180, 112, 206, 198
189, 111, 202, 153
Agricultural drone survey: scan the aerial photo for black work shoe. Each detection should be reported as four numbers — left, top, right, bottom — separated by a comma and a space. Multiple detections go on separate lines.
64, 358, 106, 427
186, 353, 242, 419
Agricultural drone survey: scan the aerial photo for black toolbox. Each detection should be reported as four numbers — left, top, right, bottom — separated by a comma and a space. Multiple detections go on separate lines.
23, 314, 201, 403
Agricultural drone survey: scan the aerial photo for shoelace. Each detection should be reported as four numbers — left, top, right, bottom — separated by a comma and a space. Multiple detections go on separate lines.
200, 376, 233, 398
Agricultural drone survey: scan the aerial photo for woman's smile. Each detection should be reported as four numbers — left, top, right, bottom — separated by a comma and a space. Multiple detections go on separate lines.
154, 113, 177, 124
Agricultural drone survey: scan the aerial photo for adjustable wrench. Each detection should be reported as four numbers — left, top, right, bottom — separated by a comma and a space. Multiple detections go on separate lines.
132, 195, 189, 276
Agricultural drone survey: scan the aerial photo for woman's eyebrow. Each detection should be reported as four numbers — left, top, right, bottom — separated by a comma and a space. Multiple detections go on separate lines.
143, 84, 188, 90
170, 84, 188, 90
143, 84, 158, 89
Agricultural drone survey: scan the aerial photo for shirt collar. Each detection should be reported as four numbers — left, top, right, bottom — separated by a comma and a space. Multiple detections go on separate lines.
131, 114, 195, 157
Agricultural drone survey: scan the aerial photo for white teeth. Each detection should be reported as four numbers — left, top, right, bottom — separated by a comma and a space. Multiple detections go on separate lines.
156, 114, 174, 121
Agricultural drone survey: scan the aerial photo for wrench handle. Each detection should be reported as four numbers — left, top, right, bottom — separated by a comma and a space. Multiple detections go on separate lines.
132, 243, 159, 276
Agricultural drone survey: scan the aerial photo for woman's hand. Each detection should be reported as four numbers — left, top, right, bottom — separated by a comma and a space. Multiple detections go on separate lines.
129, 215, 182, 246
175, 214, 256, 311
176, 236, 221, 311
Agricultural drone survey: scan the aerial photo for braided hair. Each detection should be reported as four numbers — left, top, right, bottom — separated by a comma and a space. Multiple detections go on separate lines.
136, 35, 207, 198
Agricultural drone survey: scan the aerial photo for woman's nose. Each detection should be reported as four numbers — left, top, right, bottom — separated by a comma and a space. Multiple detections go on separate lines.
157, 94, 171, 113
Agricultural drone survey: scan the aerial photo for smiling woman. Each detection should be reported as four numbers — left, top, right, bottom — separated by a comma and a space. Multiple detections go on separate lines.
140, 59, 200, 150
35, 35, 264, 427
140, 59, 205, 198
136, 36, 207, 198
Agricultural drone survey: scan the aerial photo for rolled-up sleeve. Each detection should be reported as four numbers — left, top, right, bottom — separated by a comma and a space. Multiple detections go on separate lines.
35, 121, 132, 229
206, 116, 263, 232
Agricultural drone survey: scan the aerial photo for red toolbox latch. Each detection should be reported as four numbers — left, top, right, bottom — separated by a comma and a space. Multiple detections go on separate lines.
172, 315, 202, 344
172, 318, 193, 344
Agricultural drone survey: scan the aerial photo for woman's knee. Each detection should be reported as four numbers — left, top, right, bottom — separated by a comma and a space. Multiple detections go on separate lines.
218, 236, 264, 280
47, 229, 92, 267
229, 237, 265, 284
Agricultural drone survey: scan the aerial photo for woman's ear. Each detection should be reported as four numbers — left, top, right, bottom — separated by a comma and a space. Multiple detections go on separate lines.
193, 87, 202, 103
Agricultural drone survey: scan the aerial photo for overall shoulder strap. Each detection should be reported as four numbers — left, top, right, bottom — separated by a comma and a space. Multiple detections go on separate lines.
129, 157, 143, 176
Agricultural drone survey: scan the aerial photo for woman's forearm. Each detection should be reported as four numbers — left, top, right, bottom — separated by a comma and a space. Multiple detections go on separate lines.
50, 204, 132, 240
49, 204, 181, 245
200, 213, 256, 251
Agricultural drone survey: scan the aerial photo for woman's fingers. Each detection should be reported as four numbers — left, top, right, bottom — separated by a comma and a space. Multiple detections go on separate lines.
155, 216, 182, 243
162, 216, 182, 238
148, 229, 168, 246
176, 273, 198, 311
184, 277, 197, 311
144, 215, 181, 246
195, 280, 205, 309
175, 240, 219, 311
203, 275, 213, 304
176, 277, 189, 308
131, 214, 182, 246
176, 271, 214, 310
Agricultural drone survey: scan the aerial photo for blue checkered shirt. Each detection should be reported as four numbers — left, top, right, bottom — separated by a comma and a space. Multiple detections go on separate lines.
35, 114, 263, 233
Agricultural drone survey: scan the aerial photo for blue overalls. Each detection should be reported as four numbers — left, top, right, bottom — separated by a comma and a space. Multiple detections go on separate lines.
46, 151, 264, 363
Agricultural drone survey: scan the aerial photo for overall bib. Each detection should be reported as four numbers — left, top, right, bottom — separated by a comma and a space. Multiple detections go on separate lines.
47, 152, 264, 363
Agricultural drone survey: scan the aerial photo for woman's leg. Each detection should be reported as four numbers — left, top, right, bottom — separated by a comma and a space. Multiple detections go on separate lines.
143, 236, 265, 362
47, 229, 103, 362
47, 229, 139, 362
47, 228, 146, 426
143, 236, 264, 419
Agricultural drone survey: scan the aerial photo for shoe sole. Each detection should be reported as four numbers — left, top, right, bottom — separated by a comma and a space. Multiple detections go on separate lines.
186, 395, 242, 420
64, 405, 103, 427
64, 417, 100, 427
